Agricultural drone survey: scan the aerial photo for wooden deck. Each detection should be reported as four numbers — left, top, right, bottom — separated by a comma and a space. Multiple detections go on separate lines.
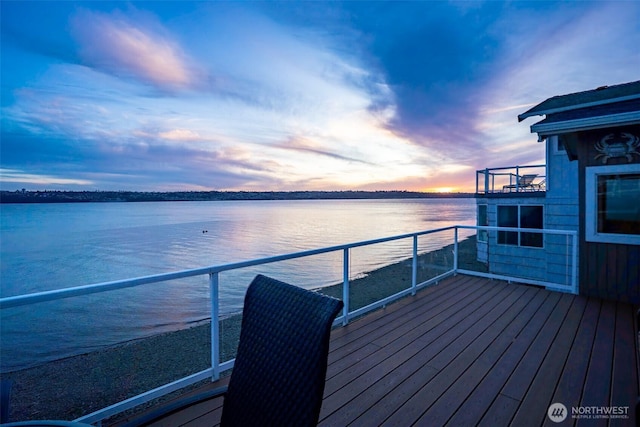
120, 275, 638, 426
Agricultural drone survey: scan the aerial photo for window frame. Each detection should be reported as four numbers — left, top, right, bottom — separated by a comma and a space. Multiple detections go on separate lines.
585, 163, 640, 244
497, 204, 544, 248
477, 204, 488, 243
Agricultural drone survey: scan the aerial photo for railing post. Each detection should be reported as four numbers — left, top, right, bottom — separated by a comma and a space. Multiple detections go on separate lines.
484, 168, 489, 193
209, 272, 220, 381
453, 227, 459, 273
515, 165, 520, 192
342, 248, 350, 325
571, 232, 578, 294
412, 235, 418, 295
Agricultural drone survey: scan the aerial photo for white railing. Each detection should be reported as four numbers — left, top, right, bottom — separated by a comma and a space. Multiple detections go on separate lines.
476, 164, 546, 194
460, 226, 578, 294
0, 225, 577, 425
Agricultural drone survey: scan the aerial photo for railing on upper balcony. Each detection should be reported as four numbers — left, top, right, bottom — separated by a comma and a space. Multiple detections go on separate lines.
476, 164, 547, 194
0, 225, 577, 426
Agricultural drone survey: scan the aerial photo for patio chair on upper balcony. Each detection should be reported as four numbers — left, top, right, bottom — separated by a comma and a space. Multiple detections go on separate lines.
503, 174, 538, 192
123, 274, 343, 427
531, 178, 546, 191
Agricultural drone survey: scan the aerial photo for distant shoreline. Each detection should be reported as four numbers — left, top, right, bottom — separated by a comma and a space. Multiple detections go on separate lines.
0, 190, 475, 204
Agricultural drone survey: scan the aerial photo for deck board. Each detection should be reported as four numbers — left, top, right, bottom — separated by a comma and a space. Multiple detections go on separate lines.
406, 286, 532, 426
501, 291, 569, 403
419, 287, 542, 424
550, 297, 600, 415
115, 274, 638, 427
319, 278, 495, 424
511, 295, 587, 427
611, 303, 638, 425
579, 300, 616, 427
328, 279, 511, 425
444, 287, 552, 427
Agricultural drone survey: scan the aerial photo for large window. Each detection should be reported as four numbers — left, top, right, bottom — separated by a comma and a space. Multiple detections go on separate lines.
497, 205, 544, 247
586, 164, 640, 244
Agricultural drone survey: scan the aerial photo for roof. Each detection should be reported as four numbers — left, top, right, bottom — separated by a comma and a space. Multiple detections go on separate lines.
530, 98, 640, 139
518, 80, 640, 122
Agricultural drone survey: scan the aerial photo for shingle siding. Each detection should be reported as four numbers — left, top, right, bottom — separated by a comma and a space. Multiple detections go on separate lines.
476, 137, 580, 289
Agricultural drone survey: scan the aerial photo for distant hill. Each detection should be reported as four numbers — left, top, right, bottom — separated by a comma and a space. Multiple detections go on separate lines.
0, 190, 474, 204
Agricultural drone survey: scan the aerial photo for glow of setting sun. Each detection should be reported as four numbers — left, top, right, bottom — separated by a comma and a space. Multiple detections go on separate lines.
433, 187, 455, 193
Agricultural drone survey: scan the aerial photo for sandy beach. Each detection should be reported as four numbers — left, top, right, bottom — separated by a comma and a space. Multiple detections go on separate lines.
1, 236, 484, 424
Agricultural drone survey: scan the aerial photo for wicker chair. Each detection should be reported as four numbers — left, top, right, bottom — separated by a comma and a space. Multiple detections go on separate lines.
126, 274, 343, 427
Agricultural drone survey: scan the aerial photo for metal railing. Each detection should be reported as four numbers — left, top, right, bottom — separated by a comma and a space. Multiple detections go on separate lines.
476, 164, 546, 194
0, 225, 577, 425
460, 225, 578, 294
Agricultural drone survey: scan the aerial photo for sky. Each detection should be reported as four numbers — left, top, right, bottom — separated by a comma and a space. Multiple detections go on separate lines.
1, 1, 639, 193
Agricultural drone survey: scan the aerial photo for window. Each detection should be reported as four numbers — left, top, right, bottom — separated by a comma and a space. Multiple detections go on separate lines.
586, 164, 640, 244
478, 204, 488, 242
520, 206, 544, 247
498, 206, 518, 245
497, 205, 544, 247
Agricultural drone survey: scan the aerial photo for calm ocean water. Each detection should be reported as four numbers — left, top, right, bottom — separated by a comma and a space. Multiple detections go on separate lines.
0, 198, 476, 372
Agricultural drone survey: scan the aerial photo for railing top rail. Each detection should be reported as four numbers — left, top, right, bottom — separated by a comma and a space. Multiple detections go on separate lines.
458, 225, 577, 235
475, 164, 546, 174
0, 226, 458, 309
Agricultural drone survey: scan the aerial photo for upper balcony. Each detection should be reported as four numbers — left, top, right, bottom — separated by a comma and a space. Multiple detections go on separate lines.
475, 164, 546, 196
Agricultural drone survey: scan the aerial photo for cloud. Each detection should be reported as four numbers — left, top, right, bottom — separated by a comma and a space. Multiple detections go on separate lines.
324, 2, 504, 155
0, 112, 270, 191
71, 9, 198, 91
2, 1, 638, 193
0, 169, 93, 187
157, 129, 202, 141
318, 1, 638, 169
484, 1, 640, 107
276, 136, 373, 165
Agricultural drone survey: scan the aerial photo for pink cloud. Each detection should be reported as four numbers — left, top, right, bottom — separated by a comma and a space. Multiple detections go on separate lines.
72, 10, 196, 90
157, 129, 202, 141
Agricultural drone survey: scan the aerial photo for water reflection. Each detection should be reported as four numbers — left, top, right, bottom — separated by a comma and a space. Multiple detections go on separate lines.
1, 198, 476, 371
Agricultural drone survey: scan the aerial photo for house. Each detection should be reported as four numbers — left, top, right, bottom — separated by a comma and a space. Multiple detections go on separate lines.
476, 80, 640, 303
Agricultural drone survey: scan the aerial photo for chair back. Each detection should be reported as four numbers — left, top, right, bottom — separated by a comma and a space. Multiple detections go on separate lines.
518, 174, 537, 185
221, 274, 343, 427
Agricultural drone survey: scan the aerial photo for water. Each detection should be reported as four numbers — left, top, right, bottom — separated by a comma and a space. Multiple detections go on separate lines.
0, 198, 476, 372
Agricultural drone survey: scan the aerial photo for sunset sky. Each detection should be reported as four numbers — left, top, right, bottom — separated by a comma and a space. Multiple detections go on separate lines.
1, 1, 639, 193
